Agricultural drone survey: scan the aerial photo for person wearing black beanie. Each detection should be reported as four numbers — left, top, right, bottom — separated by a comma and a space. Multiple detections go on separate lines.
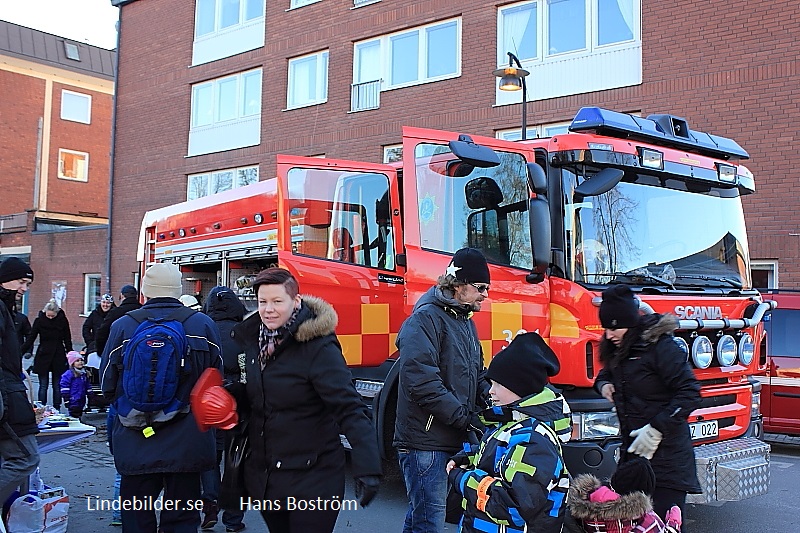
594, 284, 701, 523
447, 333, 571, 532
0, 257, 40, 509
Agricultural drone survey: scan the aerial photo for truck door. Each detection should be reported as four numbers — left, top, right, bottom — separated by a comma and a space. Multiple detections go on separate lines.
399, 127, 551, 360
763, 308, 800, 435
276, 156, 405, 368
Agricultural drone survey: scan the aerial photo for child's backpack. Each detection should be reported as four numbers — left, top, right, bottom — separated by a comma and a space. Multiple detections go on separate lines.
115, 306, 197, 432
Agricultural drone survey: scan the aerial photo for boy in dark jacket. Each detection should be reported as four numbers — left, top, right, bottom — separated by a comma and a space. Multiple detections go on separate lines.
60, 351, 91, 419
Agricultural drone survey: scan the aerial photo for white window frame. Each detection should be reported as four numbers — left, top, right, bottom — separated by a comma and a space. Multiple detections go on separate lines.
751, 260, 778, 289
60, 90, 92, 124
289, 0, 322, 9
496, 121, 571, 141
187, 165, 259, 200
287, 50, 329, 109
353, 17, 462, 92
57, 149, 89, 182
192, 0, 266, 65
84, 274, 101, 315
188, 69, 262, 156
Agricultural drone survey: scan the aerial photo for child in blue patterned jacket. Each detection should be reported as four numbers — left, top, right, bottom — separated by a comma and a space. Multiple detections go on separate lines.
60, 351, 91, 419
447, 332, 571, 533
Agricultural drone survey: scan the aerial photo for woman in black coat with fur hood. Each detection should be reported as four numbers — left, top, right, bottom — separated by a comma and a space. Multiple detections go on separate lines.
594, 285, 701, 522
21, 299, 72, 408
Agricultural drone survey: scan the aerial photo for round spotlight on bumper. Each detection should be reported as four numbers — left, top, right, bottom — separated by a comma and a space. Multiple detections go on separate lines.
673, 337, 690, 359
716, 335, 737, 366
692, 336, 713, 369
738, 333, 755, 365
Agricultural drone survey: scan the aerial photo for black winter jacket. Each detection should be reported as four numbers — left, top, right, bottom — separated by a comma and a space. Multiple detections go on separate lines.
82, 305, 112, 354
99, 298, 223, 475
230, 295, 381, 504
14, 310, 31, 352
393, 286, 489, 453
595, 314, 702, 493
95, 297, 142, 357
21, 310, 72, 376
203, 286, 247, 380
0, 289, 38, 439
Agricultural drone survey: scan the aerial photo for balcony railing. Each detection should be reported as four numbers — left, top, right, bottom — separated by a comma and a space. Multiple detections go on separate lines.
350, 79, 381, 112
0, 212, 27, 234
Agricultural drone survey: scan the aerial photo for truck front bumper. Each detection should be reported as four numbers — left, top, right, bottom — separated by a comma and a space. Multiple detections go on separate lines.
687, 436, 770, 503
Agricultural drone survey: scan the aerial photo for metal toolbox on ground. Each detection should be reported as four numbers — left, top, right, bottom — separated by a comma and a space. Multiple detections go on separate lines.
687, 436, 770, 504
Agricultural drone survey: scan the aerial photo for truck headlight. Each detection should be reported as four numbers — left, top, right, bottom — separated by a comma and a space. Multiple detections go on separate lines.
692, 336, 713, 369
716, 335, 737, 366
571, 411, 620, 440
739, 333, 755, 365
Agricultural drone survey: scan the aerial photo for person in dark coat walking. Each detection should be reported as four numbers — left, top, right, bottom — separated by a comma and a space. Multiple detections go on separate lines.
21, 299, 72, 409
100, 263, 223, 532
82, 293, 115, 356
200, 285, 248, 531
394, 248, 492, 533
229, 268, 381, 533
594, 285, 701, 521
95, 285, 141, 357
0, 257, 40, 507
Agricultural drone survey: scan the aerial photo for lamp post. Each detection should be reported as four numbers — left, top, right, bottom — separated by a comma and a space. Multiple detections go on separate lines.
493, 52, 530, 140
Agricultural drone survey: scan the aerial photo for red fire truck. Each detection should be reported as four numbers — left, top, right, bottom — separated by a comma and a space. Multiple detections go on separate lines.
137, 107, 772, 503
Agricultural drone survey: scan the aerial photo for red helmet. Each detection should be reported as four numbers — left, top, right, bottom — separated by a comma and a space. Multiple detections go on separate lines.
190, 368, 239, 432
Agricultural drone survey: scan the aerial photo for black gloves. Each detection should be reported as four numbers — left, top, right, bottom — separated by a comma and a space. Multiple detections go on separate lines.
354, 475, 380, 507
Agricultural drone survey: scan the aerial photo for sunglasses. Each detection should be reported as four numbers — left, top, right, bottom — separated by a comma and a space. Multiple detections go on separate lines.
469, 283, 490, 294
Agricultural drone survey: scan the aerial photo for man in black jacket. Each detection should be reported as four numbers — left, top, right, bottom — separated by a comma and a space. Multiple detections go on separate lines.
0, 257, 40, 507
394, 248, 491, 533
95, 285, 141, 357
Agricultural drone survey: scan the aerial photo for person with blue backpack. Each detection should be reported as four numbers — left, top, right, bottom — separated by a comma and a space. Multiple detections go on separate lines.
100, 263, 223, 533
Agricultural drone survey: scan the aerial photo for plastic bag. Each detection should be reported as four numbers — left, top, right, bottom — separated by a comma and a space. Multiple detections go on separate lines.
7, 487, 69, 533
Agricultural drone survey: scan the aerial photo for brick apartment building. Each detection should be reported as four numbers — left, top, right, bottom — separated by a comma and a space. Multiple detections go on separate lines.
0, 20, 115, 343
108, 0, 798, 292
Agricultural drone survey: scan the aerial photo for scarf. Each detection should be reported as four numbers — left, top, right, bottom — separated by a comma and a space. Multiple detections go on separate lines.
258, 305, 302, 368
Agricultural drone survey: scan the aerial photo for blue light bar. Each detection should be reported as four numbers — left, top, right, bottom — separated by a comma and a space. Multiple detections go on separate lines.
569, 107, 749, 161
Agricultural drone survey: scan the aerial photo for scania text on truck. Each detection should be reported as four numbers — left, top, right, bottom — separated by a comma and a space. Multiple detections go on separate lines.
137, 107, 773, 503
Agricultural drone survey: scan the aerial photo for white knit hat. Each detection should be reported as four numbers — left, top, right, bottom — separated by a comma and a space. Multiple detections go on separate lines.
141, 263, 182, 299
179, 294, 202, 310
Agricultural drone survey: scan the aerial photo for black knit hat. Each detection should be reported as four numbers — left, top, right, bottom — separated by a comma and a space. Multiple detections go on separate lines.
611, 456, 656, 496
486, 332, 560, 398
599, 285, 641, 329
0, 257, 34, 284
120, 285, 138, 298
446, 248, 490, 284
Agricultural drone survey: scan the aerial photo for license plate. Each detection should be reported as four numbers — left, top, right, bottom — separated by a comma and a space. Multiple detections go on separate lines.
690, 420, 719, 440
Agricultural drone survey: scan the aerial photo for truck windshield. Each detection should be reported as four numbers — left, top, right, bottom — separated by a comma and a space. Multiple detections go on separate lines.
563, 168, 752, 289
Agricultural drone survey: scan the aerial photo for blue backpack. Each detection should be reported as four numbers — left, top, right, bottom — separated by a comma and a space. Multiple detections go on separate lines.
115, 306, 197, 431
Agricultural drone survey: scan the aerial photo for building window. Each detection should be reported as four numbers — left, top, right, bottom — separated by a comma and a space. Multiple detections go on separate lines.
193, 0, 265, 65
353, 17, 461, 101
187, 165, 259, 200
383, 144, 402, 163
497, 0, 640, 102
188, 69, 262, 156
61, 90, 91, 124
84, 274, 101, 315
58, 149, 89, 181
751, 261, 778, 289
496, 122, 570, 141
64, 42, 80, 61
287, 50, 329, 109
290, 0, 321, 8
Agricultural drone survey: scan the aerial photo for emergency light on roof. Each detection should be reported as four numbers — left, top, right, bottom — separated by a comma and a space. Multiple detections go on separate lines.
569, 107, 750, 161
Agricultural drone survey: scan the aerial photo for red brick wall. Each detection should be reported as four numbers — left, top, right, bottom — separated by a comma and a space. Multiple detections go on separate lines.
110, 0, 800, 288
47, 84, 113, 217
0, 71, 45, 215
28, 227, 107, 347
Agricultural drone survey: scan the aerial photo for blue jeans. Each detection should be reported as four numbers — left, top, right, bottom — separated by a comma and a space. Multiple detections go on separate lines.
398, 449, 449, 533
37, 372, 62, 408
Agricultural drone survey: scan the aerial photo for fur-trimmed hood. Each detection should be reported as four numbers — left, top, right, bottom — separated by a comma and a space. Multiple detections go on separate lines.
568, 474, 653, 522
600, 313, 678, 364
291, 294, 338, 342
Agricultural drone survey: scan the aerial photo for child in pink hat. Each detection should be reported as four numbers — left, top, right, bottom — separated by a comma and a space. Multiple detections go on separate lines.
60, 351, 91, 419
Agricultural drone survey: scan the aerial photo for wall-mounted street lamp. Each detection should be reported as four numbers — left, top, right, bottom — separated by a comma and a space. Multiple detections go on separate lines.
493, 52, 530, 140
